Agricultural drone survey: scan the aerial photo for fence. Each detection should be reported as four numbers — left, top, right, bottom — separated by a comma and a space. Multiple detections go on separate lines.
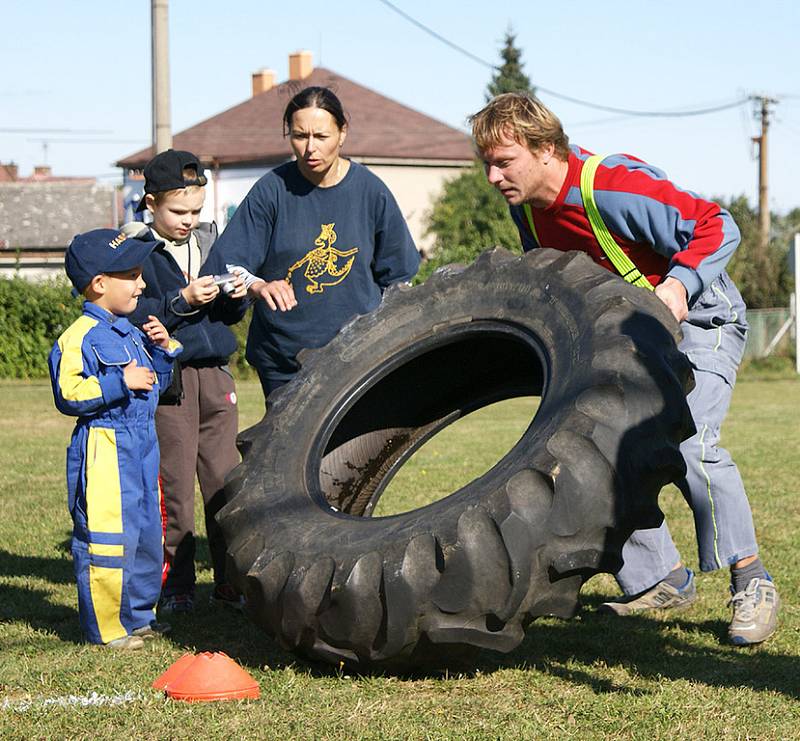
744, 307, 794, 359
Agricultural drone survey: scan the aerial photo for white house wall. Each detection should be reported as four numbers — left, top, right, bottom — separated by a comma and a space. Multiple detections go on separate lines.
204, 166, 274, 228
363, 164, 467, 256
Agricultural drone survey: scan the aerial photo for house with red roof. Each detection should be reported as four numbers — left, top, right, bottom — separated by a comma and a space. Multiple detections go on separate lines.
116, 52, 474, 255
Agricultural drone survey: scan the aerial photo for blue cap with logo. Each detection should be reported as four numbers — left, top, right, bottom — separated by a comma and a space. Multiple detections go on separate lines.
65, 228, 158, 294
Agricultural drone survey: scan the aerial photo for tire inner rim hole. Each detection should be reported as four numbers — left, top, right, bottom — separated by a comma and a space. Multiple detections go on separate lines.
314, 325, 547, 518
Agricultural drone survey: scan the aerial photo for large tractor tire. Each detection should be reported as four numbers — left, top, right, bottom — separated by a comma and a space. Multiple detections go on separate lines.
218, 248, 694, 671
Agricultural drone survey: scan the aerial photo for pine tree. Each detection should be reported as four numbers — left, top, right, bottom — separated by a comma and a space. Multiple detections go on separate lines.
415, 162, 522, 283
419, 28, 535, 281
486, 27, 535, 100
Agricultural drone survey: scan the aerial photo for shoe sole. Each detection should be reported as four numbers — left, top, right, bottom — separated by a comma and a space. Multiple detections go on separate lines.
104, 637, 145, 650
729, 623, 778, 646
597, 594, 698, 616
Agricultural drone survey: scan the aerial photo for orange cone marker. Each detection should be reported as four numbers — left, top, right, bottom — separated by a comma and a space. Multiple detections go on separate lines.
155, 652, 260, 702
152, 652, 197, 690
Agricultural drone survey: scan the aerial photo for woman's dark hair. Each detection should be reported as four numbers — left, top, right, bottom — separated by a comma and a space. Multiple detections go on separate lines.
283, 86, 348, 134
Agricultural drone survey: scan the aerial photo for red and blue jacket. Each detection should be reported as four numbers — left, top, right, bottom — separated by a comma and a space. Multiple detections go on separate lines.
510, 145, 740, 303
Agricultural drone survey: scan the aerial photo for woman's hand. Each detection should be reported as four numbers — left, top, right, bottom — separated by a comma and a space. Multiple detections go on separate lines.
181, 276, 220, 307
249, 279, 298, 312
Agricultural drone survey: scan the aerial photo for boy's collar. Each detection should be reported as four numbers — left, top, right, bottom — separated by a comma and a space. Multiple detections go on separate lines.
150, 225, 192, 248
82, 301, 135, 334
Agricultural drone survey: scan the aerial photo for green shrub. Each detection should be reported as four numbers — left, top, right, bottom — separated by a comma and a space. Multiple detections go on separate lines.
228, 307, 255, 379
0, 277, 258, 380
0, 277, 82, 378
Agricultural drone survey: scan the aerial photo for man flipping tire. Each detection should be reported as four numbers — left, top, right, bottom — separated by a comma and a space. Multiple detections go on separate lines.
470, 93, 779, 646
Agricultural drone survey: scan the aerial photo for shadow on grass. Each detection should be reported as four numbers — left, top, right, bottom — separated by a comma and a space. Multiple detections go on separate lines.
0, 542, 74, 585
158, 582, 311, 674
159, 586, 799, 697
0, 582, 82, 643
0, 538, 79, 643
470, 597, 799, 699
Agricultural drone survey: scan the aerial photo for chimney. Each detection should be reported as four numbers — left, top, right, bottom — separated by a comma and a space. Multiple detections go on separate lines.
34, 165, 52, 179
288, 50, 313, 81
0, 162, 18, 181
252, 68, 276, 97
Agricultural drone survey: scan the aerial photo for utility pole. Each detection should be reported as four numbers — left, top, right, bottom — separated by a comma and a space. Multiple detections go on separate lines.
751, 96, 778, 254
151, 0, 172, 153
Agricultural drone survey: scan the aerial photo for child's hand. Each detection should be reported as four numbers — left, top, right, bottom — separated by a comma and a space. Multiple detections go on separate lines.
143, 315, 171, 349
181, 276, 220, 307
249, 279, 297, 312
123, 359, 155, 391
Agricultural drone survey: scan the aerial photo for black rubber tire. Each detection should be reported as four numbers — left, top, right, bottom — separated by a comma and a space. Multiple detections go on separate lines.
218, 248, 694, 671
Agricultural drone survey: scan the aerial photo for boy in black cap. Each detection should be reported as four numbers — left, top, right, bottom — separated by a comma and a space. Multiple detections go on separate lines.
124, 149, 247, 614
48, 228, 182, 649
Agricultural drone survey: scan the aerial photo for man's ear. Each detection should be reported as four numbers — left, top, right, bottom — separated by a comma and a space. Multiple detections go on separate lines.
145, 193, 157, 214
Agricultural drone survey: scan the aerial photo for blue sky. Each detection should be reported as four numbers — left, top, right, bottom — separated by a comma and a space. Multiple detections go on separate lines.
2, 0, 798, 212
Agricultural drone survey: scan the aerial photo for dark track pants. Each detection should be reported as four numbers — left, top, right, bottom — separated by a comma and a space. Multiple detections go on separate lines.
156, 365, 239, 596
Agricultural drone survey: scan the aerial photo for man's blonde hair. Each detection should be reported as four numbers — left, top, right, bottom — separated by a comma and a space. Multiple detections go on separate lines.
470, 93, 570, 160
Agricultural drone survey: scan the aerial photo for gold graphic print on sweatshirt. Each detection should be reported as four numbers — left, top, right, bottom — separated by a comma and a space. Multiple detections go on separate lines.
285, 223, 359, 294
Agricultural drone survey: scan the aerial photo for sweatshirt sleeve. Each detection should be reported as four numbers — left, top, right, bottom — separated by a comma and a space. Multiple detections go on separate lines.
127, 251, 197, 332
201, 176, 277, 279
594, 155, 740, 301
371, 187, 420, 288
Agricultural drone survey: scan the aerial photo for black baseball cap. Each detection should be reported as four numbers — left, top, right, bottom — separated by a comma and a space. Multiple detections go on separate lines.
65, 229, 159, 294
135, 149, 208, 212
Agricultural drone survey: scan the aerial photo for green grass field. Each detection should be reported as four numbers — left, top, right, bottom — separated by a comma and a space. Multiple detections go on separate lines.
1, 371, 798, 739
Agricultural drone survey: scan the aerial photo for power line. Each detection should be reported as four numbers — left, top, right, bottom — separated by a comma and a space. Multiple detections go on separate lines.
376, 0, 750, 118
538, 91, 747, 118
376, 0, 494, 70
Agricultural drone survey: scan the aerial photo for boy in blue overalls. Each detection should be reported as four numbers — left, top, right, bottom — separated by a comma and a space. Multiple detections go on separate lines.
49, 229, 182, 649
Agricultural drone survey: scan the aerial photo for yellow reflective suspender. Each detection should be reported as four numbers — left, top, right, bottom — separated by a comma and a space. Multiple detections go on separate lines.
522, 203, 540, 245
579, 154, 655, 291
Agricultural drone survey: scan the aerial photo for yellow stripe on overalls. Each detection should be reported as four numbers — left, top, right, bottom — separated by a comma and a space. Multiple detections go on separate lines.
89, 564, 125, 643
86, 427, 123, 533
57, 316, 103, 402
85, 426, 125, 642
88, 543, 124, 557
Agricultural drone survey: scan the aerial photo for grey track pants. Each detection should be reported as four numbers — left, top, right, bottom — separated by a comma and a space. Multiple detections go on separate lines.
615, 273, 759, 595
